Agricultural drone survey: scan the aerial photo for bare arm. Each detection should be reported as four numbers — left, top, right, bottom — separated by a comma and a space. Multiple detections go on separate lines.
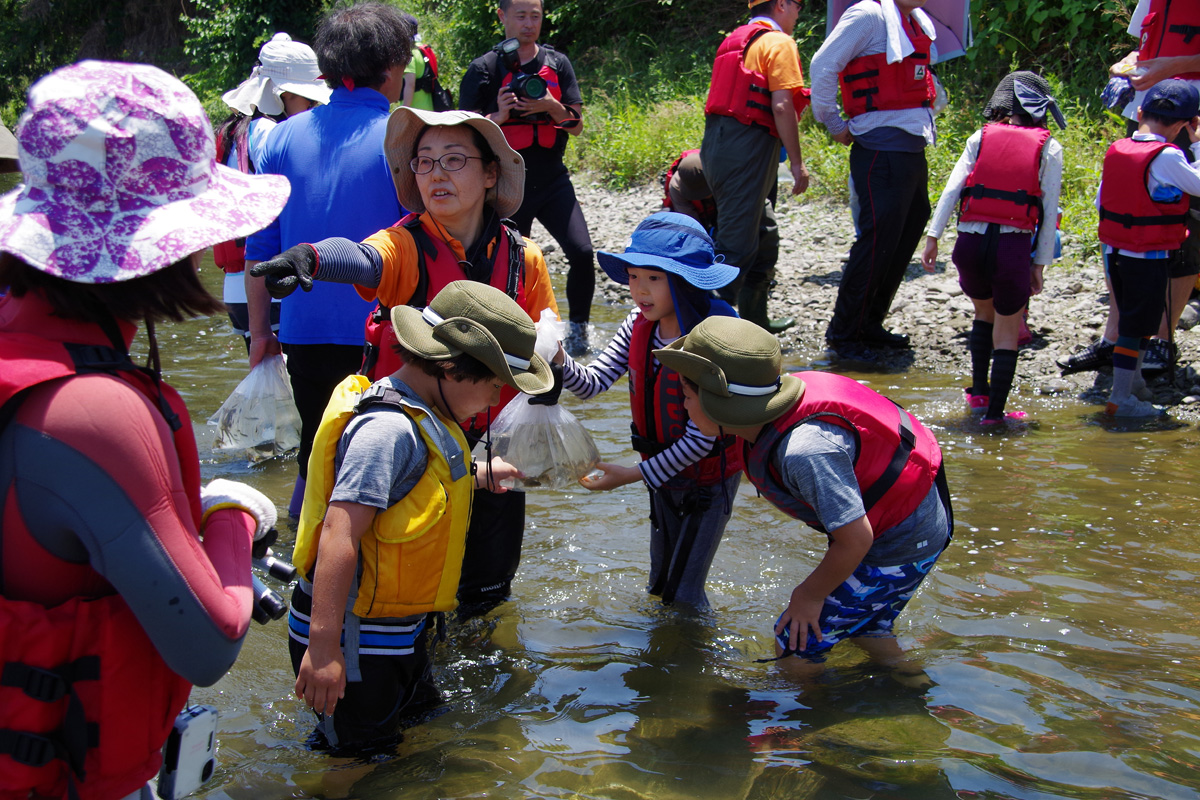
774, 515, 873, 653
294, 501, 375, 716
244, 260, 281, 368
771, 89, 810, 195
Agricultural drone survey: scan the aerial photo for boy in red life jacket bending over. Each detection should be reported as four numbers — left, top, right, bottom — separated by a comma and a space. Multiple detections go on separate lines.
921, 71, 1065, 425
656, 317, 952, 678
1096, 79, 1200, 418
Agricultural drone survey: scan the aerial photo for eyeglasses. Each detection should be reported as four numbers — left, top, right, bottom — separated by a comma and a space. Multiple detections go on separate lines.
410, 154, 487, 174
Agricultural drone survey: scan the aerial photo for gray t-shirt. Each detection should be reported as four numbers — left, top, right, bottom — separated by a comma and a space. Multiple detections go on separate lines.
329, 377, 429, 509
777, 419, 949, 566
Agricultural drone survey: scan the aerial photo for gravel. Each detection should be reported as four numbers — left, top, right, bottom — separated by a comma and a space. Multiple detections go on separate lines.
531, 176, 1200, 424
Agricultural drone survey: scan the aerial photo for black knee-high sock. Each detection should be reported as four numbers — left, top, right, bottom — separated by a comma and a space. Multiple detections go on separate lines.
986, 349, 1019, 419
969, 320, 994, 396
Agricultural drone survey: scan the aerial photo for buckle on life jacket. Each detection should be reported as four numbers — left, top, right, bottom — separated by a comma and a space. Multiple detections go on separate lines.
1168, 23, 1200, 43
0, 729, 57, 767
1, 657, 100, 703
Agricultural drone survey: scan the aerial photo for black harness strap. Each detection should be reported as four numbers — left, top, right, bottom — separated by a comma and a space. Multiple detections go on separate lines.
1098, 207, 1190, 228
860, 403, 917, 513
1169, 23, 1200, 43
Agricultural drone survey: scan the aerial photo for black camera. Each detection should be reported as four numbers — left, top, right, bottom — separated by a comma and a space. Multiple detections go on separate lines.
493, 38, 548, 101
250, 530, 296, 624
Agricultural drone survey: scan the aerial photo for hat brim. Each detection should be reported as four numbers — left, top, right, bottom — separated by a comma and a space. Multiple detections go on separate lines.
0, 162, 290, 284
389, 303, 554, 395
274, 79, 332, 106
0, 126, 16, 163
385, 108, 525, 218
223, 77, 284, 117
655, 342, 804, 428
597, 250, 740, 290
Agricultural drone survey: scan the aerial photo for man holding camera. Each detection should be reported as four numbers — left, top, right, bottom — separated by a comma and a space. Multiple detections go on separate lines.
459, 0, 596, 356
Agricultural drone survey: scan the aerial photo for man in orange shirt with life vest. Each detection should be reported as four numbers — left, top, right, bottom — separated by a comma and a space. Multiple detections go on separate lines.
701, 0, 811, 335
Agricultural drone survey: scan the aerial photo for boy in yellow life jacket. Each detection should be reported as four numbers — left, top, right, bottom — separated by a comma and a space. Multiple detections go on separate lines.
288, 281, 555, 751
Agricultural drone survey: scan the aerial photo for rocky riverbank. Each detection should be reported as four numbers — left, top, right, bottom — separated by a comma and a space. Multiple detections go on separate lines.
535, 178, 1200, 425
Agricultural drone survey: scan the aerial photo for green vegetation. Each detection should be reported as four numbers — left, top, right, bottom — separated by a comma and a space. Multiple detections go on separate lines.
1, 0, 1140, 256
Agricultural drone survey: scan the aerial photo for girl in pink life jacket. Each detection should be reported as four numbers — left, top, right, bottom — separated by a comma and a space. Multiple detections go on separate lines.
0, 61, 289, 800
922, 71, 1066, 425
554, 212, 741, 609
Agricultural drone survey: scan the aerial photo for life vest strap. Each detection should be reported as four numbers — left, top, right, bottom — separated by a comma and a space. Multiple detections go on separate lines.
963, 184, 1040, 208
1, 656, 100, 703
1169, 23, 1200, 43
860, 405, 916, 513
1098, 207, 1190, 228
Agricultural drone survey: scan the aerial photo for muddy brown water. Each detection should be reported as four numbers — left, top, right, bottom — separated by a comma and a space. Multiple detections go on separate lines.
152, 258, 1200, 800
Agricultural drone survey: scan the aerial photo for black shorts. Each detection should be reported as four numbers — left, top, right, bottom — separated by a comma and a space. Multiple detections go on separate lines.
1107, 251, 1172, 339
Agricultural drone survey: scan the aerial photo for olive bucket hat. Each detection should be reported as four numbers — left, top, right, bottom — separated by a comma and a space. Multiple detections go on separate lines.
384, 108, 525, 218
390, 281, 554, 395
654, 316, 804, 428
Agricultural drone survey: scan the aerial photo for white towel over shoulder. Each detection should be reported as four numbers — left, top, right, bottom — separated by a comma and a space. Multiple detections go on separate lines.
880, 0, 936, 64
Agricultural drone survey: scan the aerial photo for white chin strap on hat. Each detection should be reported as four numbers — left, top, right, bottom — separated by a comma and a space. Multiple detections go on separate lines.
726, 378, 781, 397
420, 306, 531, 371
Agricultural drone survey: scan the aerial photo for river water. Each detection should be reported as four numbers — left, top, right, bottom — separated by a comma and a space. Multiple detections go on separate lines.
160, 259, 1200, 800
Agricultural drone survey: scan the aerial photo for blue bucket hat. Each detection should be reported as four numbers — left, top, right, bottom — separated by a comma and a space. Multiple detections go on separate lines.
1143, 79, 1200, 120
596, 212, 739, 290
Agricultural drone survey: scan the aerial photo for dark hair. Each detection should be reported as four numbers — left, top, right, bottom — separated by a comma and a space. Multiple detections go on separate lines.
1142, 110, 1188, 128
413, 124, 499, 164
315, 2, 414, 90
499, 0, 542, 12
0, 253, 224, 325
393, 345, 497, 383
215, 109, 282, 171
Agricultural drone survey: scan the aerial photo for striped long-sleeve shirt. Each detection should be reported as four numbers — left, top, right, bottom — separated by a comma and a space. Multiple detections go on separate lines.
562, 309, 718, 489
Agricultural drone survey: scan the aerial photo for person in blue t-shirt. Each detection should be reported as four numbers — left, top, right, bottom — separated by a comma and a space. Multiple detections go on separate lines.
244, 3, 414, 518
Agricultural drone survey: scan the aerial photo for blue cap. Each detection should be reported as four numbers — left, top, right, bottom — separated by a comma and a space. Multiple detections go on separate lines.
596, 212, 739, 290
1143, 79, 1200, 120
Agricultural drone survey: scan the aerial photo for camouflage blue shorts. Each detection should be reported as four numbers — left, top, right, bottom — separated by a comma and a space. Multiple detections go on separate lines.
774, 552, 941, 662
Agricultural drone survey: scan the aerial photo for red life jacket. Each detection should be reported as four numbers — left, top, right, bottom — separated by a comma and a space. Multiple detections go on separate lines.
0, 327, 194, 800
959, 123, 1050, 232
1138, 0, 1200, 80
360, 213, 528, 440
705, 23, 811, 138
1098, 138, 1191, 252
662, 149, 718, 230
838, 5, 936, 118
743, 371, 941, 537
212, 133, 248, 274
499, 46, 566, 150
628, 315, 743, 488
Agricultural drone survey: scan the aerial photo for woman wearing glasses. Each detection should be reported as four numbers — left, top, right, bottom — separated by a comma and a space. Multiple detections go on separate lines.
253, 108, 558, 621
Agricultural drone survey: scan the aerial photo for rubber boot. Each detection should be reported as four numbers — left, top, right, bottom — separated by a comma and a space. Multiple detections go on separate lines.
737, 283, 795, 334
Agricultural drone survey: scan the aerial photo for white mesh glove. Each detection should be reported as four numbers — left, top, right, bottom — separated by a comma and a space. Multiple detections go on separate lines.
200, 478, 278, 541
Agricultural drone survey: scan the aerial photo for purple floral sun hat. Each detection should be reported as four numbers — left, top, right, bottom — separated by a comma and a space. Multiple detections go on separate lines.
0, 60, 291, 284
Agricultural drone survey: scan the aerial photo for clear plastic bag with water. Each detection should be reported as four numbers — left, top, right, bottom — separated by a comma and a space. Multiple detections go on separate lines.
481, 309, 600, 490
207, 354, 301, 461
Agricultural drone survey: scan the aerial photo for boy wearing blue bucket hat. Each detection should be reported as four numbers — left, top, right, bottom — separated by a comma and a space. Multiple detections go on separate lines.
556, 212, 741, 608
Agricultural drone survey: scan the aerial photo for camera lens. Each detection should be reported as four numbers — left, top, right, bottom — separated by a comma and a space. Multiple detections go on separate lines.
522, 75, 548, 100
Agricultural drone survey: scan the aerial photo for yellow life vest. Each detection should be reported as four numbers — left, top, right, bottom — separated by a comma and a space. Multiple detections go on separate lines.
293, 375, 473, 617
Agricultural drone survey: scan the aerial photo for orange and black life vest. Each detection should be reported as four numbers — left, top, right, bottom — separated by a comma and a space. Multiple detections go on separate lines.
959, 123, 1050, 232
838, 3, 936, 118
360, 213, 527, 440
0, 327, 193, 800
627, 315, 742, 488
1138, 0, 1200, 80
1098, 137, 1191, 252
743, 371, 941, 537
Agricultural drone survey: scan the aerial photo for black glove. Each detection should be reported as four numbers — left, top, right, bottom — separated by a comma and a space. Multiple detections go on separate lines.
528, 361, 564, 406
249, 244, 318, 299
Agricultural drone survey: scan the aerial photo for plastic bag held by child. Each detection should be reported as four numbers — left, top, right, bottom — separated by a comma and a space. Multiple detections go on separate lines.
483, 310, 600, 490
208, 354, 302, 461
